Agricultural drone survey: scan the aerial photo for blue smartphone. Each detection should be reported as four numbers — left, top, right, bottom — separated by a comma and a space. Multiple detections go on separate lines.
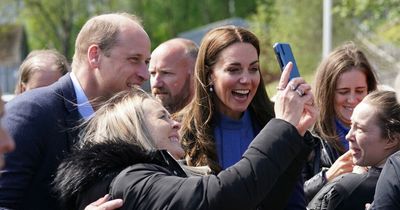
273, 42, 300, 80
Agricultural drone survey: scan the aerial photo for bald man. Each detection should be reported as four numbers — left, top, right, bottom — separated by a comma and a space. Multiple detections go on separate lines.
149, 38, 198, 113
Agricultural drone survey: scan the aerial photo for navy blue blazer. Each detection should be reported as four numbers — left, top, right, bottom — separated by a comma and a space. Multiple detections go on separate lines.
0, 74, 82, 210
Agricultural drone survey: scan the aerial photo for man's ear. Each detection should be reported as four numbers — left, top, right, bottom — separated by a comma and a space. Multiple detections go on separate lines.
87, 44, 100, 68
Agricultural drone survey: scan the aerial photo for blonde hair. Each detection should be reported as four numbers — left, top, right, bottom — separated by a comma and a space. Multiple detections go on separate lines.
79, 87, 156, 151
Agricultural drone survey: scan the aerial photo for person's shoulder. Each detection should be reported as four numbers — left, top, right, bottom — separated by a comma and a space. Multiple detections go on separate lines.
4, 87, 54, 116
386, 151, 400, 175
6, 74, 73, 108
329, 172, 368, 198
119, 162, 168, 175
6, 88, 56, 113
308, 173, 364, 209
389, 150, 400, 162
334, 172, 364, 183
110, 161, 172, 195
4, 79, 75, 124
325, 173, 364, 196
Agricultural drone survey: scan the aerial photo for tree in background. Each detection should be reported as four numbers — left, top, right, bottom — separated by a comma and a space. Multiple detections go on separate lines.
249, 0, 278, 83
127, 0, 258, 48
21, 0, 85, 58
10, 0, 260, 60
250, 0, 323, 80
334, 0, 400, 45
3, 0, 398, 83
250, 0, 399, 85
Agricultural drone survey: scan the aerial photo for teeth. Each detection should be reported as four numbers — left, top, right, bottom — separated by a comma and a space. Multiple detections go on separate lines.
233, 90, 249, 94
169, 137, 179, 142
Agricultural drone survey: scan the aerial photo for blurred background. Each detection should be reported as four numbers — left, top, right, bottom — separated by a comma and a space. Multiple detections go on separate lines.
0, 0, 399, 98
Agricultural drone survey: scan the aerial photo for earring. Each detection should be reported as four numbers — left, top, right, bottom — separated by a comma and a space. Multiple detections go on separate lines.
209, 85, 213, 92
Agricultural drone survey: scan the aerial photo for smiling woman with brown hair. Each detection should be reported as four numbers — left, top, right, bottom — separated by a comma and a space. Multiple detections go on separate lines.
178, 25, 315, 209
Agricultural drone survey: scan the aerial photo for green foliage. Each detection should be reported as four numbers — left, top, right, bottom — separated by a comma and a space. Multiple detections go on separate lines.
265, 72, 314, 98
378, 22, 400, 45
249, 0, 278, 83
333, 0, 400, 45
334, 0, 400, 29
11, 0, 261, 57
129, 0, 258, 49
251, 0, 323, 83
20, 0, 94, 59
4, 0, 398, 73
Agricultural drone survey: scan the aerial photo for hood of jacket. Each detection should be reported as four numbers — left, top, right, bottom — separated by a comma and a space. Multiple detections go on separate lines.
54, 140, 159, 209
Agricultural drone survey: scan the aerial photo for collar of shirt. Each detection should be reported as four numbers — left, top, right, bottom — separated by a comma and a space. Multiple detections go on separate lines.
70, 72, 94, 119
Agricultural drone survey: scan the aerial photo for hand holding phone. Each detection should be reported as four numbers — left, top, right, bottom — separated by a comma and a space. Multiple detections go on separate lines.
273, 43, 300, 80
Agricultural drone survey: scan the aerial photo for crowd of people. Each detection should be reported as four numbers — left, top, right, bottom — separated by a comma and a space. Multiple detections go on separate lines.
0, 12, 399, 210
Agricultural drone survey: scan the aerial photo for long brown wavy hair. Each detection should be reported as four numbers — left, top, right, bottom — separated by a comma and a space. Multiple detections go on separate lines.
313, 42, 378, 154
179, 26, 274, 172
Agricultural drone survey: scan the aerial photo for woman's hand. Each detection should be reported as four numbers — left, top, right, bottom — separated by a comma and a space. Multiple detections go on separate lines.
325, 150, 354, 182
85, 194, 123, 210
274, 62, 318, 136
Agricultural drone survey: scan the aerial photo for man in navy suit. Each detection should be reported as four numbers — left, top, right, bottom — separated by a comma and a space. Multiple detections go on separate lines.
0, 13, 151, 210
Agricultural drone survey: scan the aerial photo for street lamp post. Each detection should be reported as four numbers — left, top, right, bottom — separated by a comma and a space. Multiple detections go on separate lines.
323, 0, 332, 58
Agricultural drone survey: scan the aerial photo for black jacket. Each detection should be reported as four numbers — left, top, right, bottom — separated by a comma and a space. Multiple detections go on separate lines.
55, 119, 313, 210
370, 151, 400, 210
302, 135, 341, 201
307, 167, 381, 210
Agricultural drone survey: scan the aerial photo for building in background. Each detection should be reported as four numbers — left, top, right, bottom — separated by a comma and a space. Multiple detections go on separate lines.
0, 24, 28, 100
178, 17, 249, 45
